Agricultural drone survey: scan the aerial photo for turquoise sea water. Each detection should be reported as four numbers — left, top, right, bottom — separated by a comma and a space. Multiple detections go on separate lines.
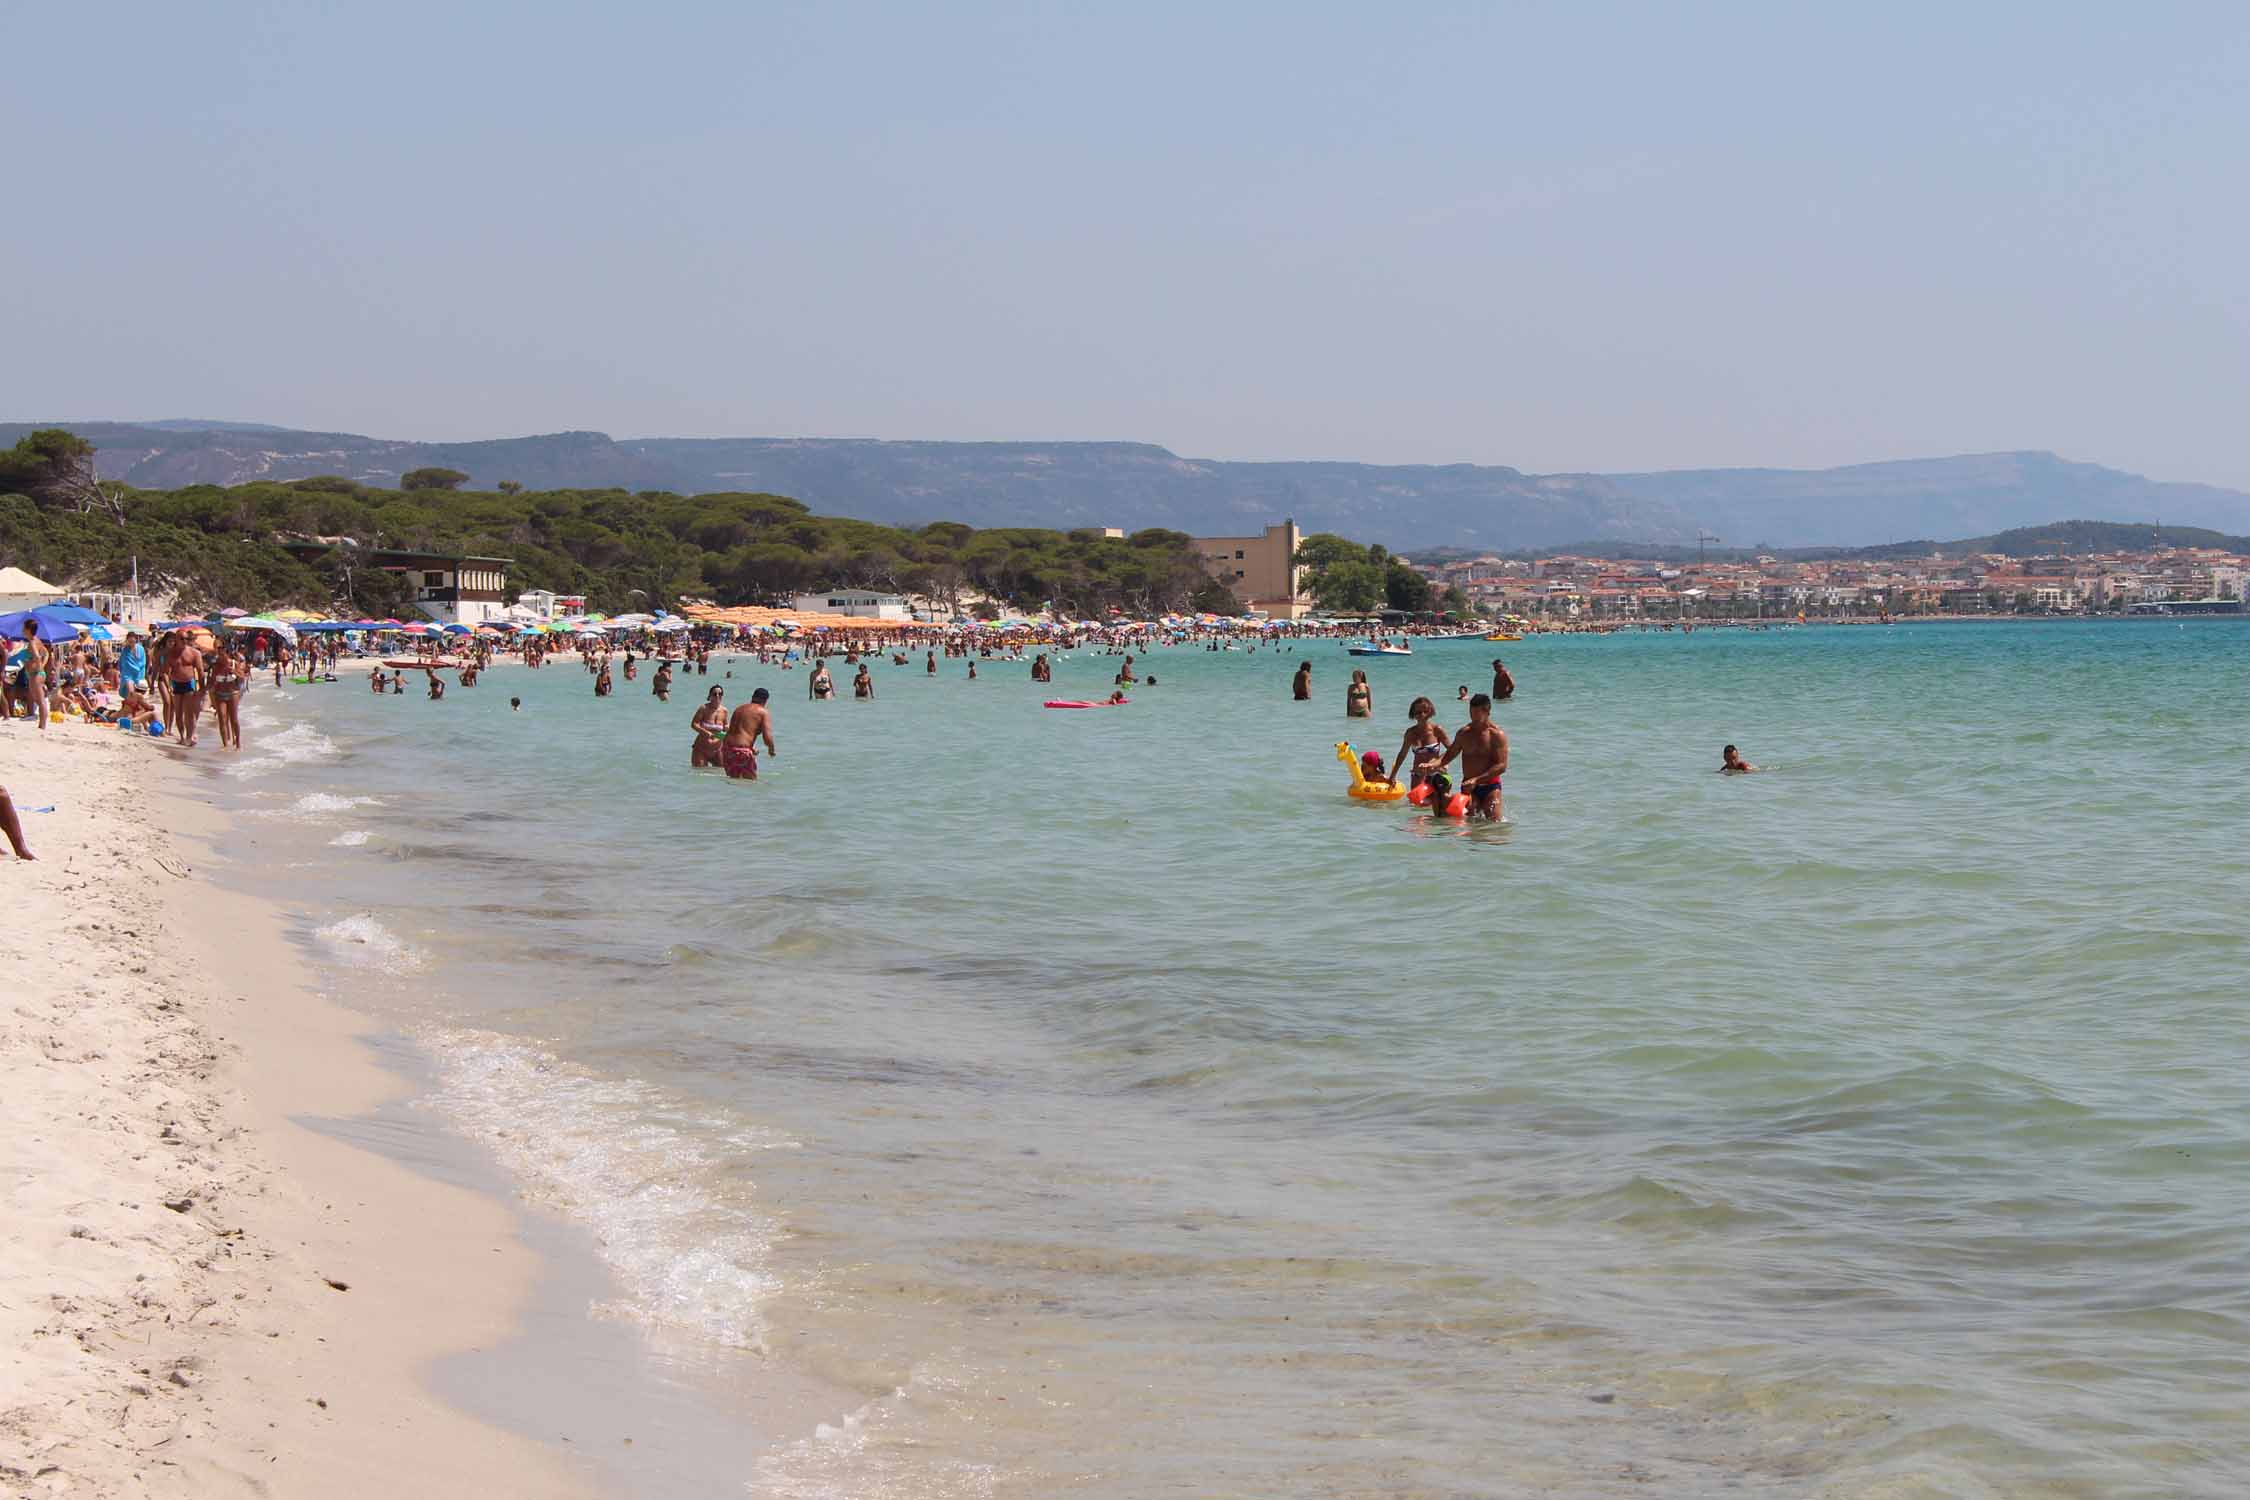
230, 623, 2250, 1498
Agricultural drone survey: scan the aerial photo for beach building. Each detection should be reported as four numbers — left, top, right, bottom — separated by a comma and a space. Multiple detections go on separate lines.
279, 543, 513, 625
790, 589, 911, 620
1190, 520, 1313, 619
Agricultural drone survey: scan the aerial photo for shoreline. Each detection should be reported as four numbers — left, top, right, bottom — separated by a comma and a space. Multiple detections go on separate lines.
0, 720, 597, 1497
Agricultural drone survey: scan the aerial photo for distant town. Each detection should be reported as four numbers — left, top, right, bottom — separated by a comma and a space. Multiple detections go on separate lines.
1404, 543, 2250, 620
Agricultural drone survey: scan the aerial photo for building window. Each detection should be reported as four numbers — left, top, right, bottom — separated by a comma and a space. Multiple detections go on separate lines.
1235, 550, 1244, 559
424, 571, 446, 588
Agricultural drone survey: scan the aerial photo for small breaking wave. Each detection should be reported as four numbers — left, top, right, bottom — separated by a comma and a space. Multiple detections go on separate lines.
418, 1029, 795, 1352
328, 829, 372, 847
313, 913, 423, 973
225, 721, 340, 780
265, 790, 380, 819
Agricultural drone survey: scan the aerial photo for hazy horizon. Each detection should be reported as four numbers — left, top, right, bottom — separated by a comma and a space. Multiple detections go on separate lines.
9, 3, 2248, 485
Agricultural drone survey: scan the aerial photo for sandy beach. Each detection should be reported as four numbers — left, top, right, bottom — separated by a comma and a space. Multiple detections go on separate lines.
0, 721, 595, 1499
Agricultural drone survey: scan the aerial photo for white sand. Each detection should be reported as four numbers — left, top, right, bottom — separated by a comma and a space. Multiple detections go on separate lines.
0, 721, 595, 1498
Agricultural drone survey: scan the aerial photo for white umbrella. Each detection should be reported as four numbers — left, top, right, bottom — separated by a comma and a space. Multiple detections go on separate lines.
229, 615, 299, 643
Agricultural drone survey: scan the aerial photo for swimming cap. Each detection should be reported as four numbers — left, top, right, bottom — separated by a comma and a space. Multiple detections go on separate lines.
1360, 750, 1383, 770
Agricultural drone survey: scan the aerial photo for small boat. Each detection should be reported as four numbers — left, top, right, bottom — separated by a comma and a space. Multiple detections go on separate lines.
1484, 632, 1522, 642
1347, 641, 1413, 656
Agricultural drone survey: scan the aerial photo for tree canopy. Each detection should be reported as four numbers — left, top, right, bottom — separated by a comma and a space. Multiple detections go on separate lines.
1293, 532, 1434, 614
401, 467, 470, 491
0, 438, 1239, 619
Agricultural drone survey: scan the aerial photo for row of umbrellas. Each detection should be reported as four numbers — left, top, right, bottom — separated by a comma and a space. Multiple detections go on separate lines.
0, 602, 123, 642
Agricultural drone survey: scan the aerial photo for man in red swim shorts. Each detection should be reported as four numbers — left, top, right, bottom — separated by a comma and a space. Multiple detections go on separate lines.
721, 687, 777, 780
1436, 693, 1508, 820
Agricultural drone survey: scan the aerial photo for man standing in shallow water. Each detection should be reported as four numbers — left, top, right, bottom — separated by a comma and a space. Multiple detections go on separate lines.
1436, 692, 1509, 820
722, 687, 777, 780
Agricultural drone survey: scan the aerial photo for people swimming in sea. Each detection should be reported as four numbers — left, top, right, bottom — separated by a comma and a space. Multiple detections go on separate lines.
1490, 658, 1515, 701
1434, 692, 1507, 820
967, 660, 977, 679
690, 685, 727, 768
1384, 696, 1451, 787
1107, 689, 1127, 704
510, 697, 521, 712
594, 663, 613, 696
1031, 652, 1052, 683
1115, 655, 1136, 686
1292, 660, 1312, 701
809, 663, 835, 700
1345, 668, 1371, 718
426, 670, 445, 701
853, 664, 874, 699
652, 659, 673, 701
1721, 744, 1758, 773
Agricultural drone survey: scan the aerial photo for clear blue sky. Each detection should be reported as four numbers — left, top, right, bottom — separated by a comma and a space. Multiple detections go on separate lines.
8, 2, 2248, 484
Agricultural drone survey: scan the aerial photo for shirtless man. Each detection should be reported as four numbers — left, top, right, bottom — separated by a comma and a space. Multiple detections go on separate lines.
721, 687, 777, 780
1490, 658, 1515, 701
160, 631, 206, 746
1435, 693, 1508, 820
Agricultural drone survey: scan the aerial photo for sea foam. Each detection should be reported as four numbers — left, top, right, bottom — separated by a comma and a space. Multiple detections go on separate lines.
312, 913, 423, 973
419, 1028, 793, 1352
224, 720, 339, 780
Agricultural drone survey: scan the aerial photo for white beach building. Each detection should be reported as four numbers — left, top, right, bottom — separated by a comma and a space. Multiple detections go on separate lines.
790, 589, 911, 620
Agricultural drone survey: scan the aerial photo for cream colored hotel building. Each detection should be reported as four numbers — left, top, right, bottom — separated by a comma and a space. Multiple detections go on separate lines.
1191, 519, 1314, 618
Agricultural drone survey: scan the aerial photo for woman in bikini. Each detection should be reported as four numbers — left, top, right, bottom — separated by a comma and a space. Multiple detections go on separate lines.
1345, 668, 1372, 719
689, 685, 727, 768
1384, 696, 1450, 788
206, 641, 247, 751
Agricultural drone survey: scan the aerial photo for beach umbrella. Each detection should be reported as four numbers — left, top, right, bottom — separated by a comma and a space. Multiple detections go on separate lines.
442, 623, 474, 634
219, 606, 249, 618
228, 615, 300, 643
33, 602, 111, 627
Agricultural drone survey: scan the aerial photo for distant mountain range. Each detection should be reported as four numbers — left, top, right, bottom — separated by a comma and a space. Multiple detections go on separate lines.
7, 420, 2249, 553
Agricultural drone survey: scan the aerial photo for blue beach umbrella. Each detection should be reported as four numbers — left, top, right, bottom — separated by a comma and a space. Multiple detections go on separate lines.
32, 602, 111, 629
